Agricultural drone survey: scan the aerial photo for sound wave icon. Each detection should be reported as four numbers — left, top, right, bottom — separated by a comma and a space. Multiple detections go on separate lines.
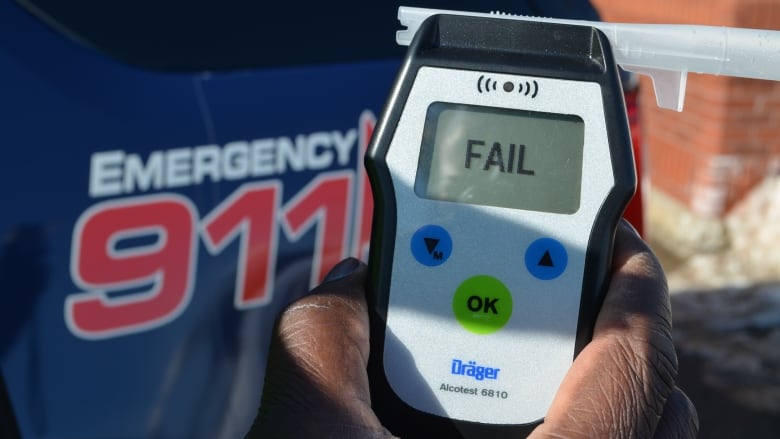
518, 80, 540, 98
477, 75, 497, 93
476, 75, 540, 98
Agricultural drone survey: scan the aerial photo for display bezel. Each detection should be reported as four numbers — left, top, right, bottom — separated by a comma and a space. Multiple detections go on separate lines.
414, 102, 585, 214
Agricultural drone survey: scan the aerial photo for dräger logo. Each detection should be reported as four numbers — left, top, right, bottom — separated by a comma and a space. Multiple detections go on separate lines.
451, 359, 501, 381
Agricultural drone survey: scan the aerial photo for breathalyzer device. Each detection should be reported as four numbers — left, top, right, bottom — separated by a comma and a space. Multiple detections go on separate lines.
365, 11, 635, 437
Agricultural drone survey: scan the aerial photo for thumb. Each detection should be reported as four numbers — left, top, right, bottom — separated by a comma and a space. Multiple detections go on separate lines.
249, 258, 391, 438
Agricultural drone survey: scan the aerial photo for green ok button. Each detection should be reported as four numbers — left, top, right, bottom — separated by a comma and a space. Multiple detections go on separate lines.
452, 275, 513, 335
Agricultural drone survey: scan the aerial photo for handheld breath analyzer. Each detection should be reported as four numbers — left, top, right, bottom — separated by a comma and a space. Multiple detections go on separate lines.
365, 11, 635, 437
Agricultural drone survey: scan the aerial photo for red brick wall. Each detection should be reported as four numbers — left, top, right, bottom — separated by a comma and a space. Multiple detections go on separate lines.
593, 0, 780, 217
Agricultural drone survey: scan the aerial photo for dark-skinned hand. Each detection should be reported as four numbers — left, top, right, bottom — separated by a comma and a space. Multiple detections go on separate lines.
249, 221, 698, 438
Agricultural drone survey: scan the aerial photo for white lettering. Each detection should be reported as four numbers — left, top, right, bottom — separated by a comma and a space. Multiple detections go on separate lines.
87, 128, 359, 197
251, 139, 275, 177
223, 141, 250, 180
192, 145, 221, 184
331, 129, 357, 165
124, 152, 163, 193
89, 150, 125, 197
166, 148, 192, 187
306, 131, 333, 170
276, 137, 305, 173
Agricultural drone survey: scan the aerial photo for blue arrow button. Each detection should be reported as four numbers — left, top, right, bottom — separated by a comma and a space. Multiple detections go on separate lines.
411, 224, 452, 267
524, 237, 568, 280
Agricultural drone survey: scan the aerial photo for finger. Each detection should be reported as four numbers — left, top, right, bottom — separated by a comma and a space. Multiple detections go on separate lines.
250, 258, 390, 438
531, 220, 680, 438
653, 387, 699, 439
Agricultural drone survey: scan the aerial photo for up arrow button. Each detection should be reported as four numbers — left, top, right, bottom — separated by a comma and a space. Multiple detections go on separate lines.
537, 250, 555, 267
524, 238, 568, 280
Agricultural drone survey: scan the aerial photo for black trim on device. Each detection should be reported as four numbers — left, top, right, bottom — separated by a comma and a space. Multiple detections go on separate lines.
365, 13, 635, 438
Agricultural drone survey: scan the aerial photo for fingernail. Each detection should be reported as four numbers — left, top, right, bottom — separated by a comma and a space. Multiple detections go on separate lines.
323, 258, 360, 283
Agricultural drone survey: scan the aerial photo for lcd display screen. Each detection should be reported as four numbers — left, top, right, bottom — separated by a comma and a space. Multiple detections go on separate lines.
415, 102, 585, 214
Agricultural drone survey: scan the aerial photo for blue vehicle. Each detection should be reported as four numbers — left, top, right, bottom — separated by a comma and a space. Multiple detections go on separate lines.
1, 1, 627, 437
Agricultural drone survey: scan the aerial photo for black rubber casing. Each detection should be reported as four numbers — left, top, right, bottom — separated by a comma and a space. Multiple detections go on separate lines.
365, 14, 636, 438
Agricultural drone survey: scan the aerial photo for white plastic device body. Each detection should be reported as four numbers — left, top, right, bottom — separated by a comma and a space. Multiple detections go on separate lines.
383, 67, 614, 424
365, 12, 636, 435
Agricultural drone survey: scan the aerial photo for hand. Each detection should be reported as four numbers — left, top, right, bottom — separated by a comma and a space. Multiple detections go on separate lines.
247, 221, 698, 438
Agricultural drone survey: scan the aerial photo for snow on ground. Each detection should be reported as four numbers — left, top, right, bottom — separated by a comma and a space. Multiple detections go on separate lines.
652, 176, 780, 437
